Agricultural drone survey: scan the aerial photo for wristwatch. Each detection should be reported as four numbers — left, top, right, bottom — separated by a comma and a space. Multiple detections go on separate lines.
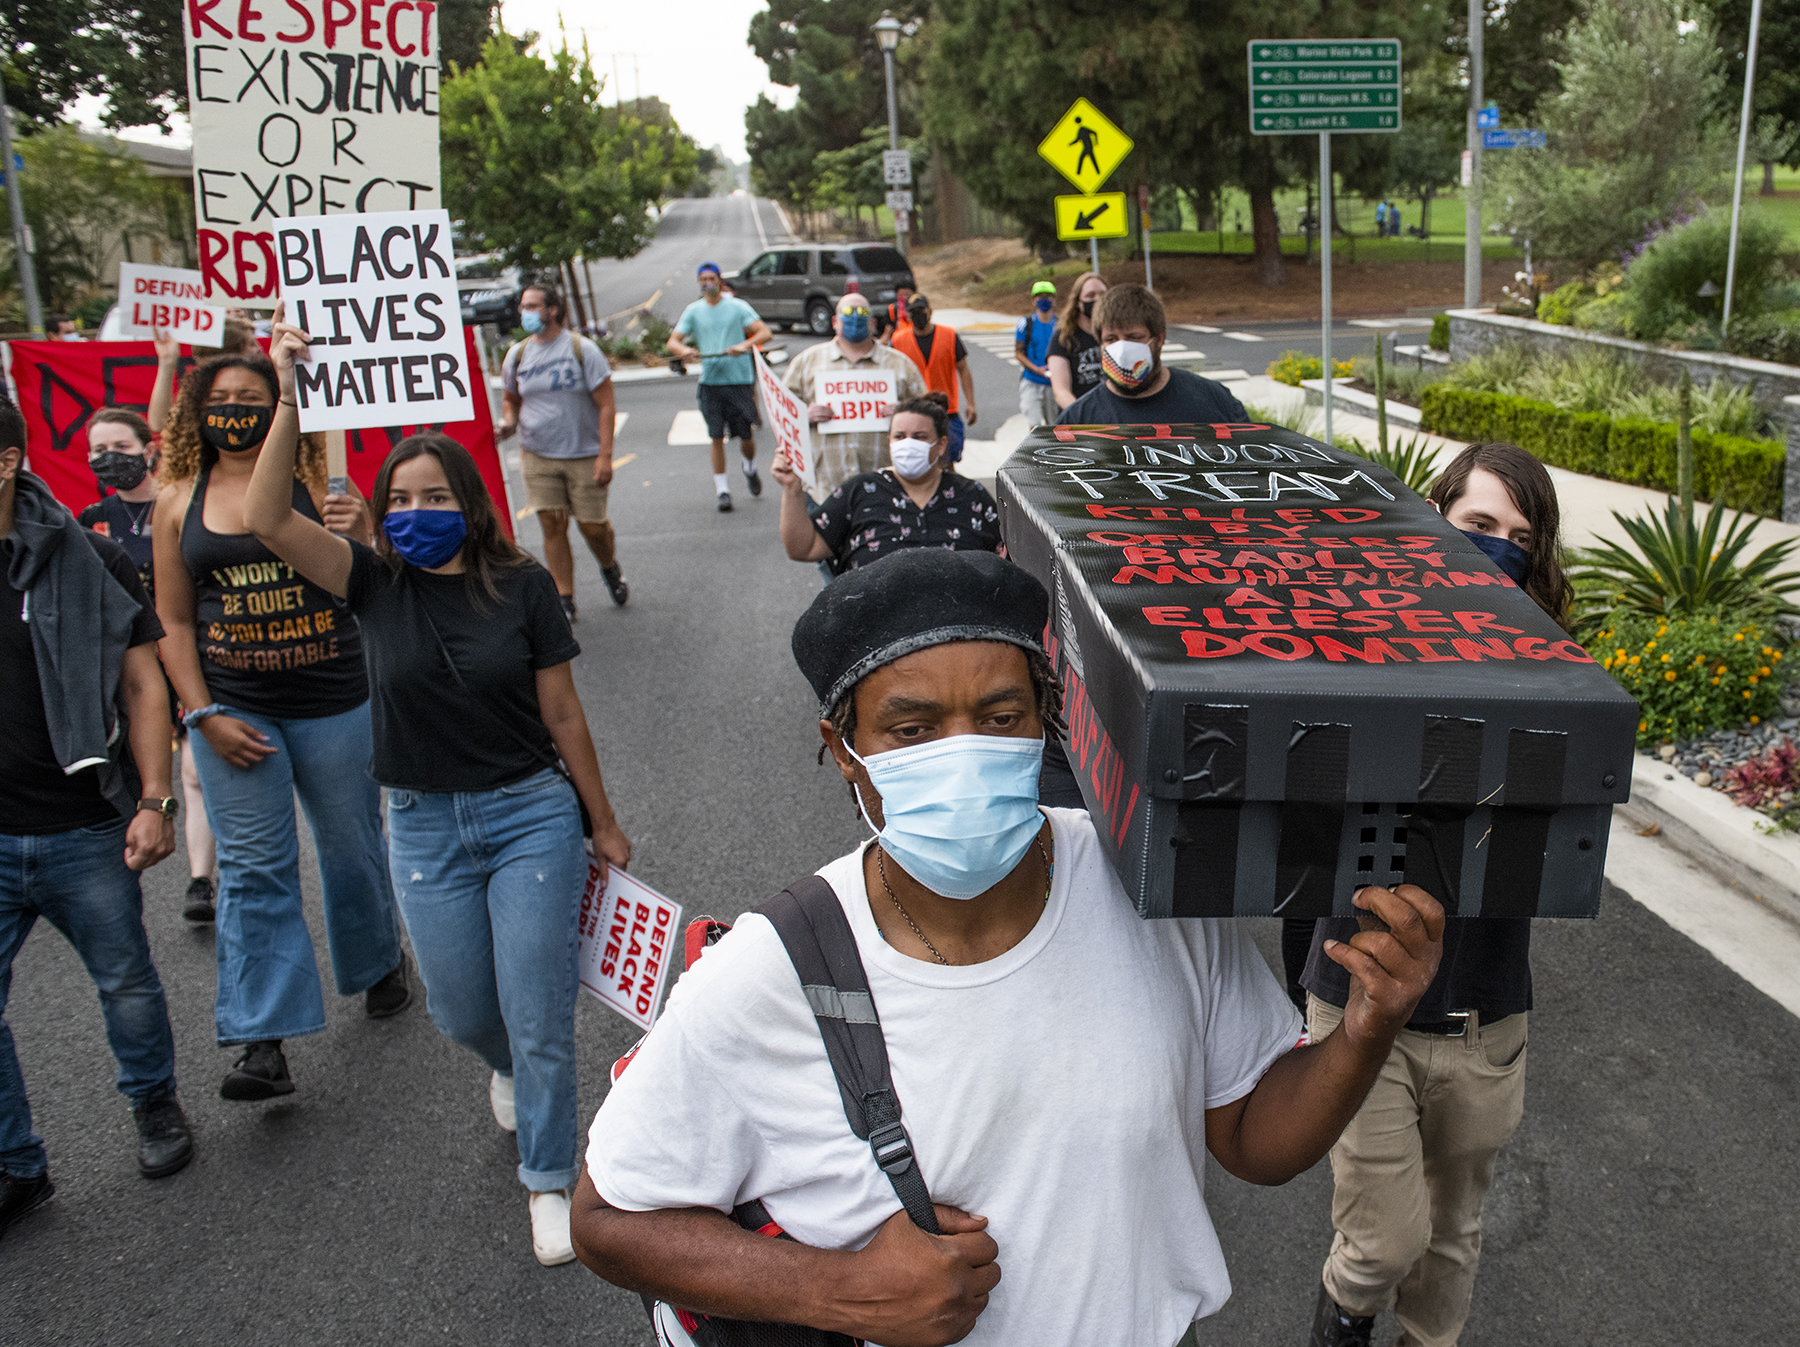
137, 796, 179, 820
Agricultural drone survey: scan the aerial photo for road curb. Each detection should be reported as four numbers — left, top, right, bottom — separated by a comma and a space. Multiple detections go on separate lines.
1617, 754, 1800, 929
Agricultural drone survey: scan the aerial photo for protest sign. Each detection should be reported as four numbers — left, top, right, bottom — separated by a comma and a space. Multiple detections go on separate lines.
997, 423, 1637, 920
755, 348, 815, 488
116, 264, 230, 346
816, 368, 897, 434
275, 208, 472, 431
577, 859, 683, 1030
181, 0, 442, 304
2, 328, 509, 533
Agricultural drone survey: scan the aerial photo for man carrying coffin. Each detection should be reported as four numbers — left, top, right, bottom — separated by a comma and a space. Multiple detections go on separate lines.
572, 549, 1447, 1346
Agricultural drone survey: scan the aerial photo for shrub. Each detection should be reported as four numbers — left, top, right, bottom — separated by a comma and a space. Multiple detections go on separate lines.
1537, 282, 1593, 326
638, 312, 673, 348
1347, 355, 1443, 406
1417, 385, 1785, 515
1428, 314, 1449, 351
1267, 350, 1354, 387
1624, 210, 1789, 341
1721, 740, 1800, 820
1572, 291, 1637, 337
1591, 610, 1785, 745
1724, 309, 1800, 366
1242, 400, 1324, 439
1339, 433, 1442, 491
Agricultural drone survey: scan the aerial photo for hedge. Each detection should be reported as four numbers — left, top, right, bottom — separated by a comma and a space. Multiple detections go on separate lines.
1417, 386, 1786, 518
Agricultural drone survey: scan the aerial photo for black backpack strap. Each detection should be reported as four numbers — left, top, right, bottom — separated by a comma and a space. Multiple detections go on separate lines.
760, 875, 940, 1236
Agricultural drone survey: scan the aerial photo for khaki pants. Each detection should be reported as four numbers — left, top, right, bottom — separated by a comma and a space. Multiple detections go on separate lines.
1307, 995, 1529, 1347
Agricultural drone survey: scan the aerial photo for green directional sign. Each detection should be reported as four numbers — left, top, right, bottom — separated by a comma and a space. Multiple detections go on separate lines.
1247, 40, 1402, 135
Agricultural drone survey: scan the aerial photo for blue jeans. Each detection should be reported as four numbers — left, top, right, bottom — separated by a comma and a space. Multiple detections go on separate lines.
0, 820, 178, 1177
946, 412, 965, 463
387, 769, 585, 1192
188, 701, 399, 1045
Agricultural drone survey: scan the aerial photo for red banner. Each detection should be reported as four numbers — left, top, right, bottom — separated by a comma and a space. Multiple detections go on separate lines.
3, 327, 511, 537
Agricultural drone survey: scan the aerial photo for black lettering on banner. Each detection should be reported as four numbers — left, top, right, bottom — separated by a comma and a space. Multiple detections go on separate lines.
411, 291, 443, 340
295, 362, 334, 408
320, 298, 352, 343
238, 48, 280, 103
197, 168, 239, 225
244, 173, 282, 220
376, 356, 401, 400
379, 226, 413, 277
279, 229, 312, 285
384, 293, 414, 340
193, 44, 230, 103
376, 57, 405, 111
351, 358, 379, 403
348, 294, 385, 339
334, 362, 365, 405
354, 54, 379, 112
296, 52, 335, 115
286, 174, 315, 216
411, 224, 449, 277
430, 352, 466, 399
312, 230, 347, 284
397, 61, 423, 110
35, 363, 95, 453
320, 175, 351, 212
333, 117, 365, 166
326, 51, 356, 111
348, 227, 384, 281
258, 113, 303, 167
355, 178, 393, 210
398, 180, 434, 208
402, 354, 431, 400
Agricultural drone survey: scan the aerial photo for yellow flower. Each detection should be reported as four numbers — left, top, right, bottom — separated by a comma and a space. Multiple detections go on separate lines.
1639, 720, 1648, 731
1713, 677, 1722, 685
1717, 665, 1728, 675
1760, 666, 1771, 676
1763, 647, 1774, 656
1628, 655, 1640, 665
1616, 649, 1627, 659
1646, 640, 1657, 649
1752, 716, 1762, 725
1775, 650, 1784, 661
1735, 634, 1746, 641
1661, 654, 1672, 663
1745, 691, 1754, 699
1665, 672, 1676, 682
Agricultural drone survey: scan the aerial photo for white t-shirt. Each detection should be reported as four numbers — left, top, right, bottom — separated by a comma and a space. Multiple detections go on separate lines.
586, 808, 1304, 1346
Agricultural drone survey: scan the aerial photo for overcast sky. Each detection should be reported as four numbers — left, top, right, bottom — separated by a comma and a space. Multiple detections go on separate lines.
80, 1, 791, 162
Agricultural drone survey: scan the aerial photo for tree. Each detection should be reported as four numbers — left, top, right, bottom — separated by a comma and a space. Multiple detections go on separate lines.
1487, 0, 1731, 270
0, 126, 179, 312
1337, 53, 1464, 239
438, 0, 502, 73
814, 126, 928, 231
1479, 0, 1587, 121
1698, 0, 1800, 185
0, 0, 184, 131
439, 32, 697, 274
1748, 115, 1799, 195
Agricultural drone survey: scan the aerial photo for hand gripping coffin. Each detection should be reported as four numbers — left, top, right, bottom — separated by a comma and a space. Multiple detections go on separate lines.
996, 422, 1638, 919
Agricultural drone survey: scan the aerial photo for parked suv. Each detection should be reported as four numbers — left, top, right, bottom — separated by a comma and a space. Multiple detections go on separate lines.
456, 252, 524, 332
725, 245, 915, 335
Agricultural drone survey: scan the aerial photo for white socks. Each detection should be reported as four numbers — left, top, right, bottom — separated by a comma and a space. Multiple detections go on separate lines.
713, 472, 730, 494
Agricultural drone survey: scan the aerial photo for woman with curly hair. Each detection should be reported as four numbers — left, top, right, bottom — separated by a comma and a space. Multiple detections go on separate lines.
151, 350, 408, 1104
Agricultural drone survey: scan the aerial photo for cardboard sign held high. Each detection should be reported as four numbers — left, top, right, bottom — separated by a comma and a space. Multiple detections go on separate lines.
756, 348, 815, 489
276, 209, 473, 432
117, 264, 229, 346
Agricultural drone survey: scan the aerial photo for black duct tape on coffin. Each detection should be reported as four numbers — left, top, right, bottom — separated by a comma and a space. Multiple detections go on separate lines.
998, 421, 1638, 919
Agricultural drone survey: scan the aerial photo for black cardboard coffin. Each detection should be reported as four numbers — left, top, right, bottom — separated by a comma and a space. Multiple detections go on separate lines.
996, 422, 1638, 919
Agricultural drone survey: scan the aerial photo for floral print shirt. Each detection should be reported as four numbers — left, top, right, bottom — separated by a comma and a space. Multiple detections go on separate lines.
809, 469, 1002, 571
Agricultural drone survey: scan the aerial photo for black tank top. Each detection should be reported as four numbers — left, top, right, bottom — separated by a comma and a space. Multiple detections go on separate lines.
181, 466, 368, 719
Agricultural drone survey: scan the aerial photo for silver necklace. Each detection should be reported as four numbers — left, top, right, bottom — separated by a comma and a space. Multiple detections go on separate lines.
117, 497, 154, 536
875, 834, 1054, 966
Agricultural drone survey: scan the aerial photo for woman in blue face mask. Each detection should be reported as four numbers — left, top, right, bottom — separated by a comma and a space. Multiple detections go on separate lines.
1425, 440, 1572, 628
246, 303, 634, 1269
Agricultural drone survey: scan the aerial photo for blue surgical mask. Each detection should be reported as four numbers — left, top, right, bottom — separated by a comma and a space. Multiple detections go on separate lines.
520, 310, 544, 334
850, 735, 1046, 900
384, 509, 468, 569
839, 311, 871, 342
1035, 297, 1054, 312
1461, 529, 1530, 586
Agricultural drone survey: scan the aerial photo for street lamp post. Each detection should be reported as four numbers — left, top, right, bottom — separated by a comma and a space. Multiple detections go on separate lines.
0, 79, 44, 337
873, 12, 905, 258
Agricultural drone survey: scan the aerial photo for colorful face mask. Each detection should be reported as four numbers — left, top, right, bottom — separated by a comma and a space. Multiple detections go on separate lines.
199, 403, 274, 452
1100, 340, 1156, 390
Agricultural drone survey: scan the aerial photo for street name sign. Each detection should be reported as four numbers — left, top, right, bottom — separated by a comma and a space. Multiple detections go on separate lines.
1477, 104, 1500, 129
882, 149, 912, 186
885, 189, 914, 213
1055, 192, 1129, 241
1482, 128, 1546, 149
1248, 40, 1401, 134
1038, 98, 1135, 193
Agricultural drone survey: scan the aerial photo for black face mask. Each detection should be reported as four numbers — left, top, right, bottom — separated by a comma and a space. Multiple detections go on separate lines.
910, 311, 929, 330
200, 403, 274, 453
1080, 300, 1095, 318
1461, 529, 1531, 586
91, 450, 150, 491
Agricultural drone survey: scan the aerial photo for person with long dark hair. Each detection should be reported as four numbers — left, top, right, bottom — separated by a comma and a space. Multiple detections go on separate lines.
1302, 441, 1567, 1347
244, 303, 633, 1267
151, 350, 408, 1104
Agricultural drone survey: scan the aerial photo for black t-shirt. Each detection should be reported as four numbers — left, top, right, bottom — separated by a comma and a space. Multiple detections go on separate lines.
1, 530, 163, 835
341, 542, 581, 792
180, 467, 368, 719
1050, 326, 1103, 400
911, 327, 968, 366
78, 494, 157, 596
1057, 366, 1250, 426
1302, 918, 1533, 1022
809, 469, 1001, 571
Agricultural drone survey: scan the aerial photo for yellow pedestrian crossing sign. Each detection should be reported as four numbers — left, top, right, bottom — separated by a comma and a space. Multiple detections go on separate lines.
1038, 98, 1134, 193
1055, 193, 1129, 241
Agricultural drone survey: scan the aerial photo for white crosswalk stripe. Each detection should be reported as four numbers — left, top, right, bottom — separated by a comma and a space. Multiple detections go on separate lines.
1223, 331, 1264, 343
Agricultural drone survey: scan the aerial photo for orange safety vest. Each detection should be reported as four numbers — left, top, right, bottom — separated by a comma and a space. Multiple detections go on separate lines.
890, 322, 959, 413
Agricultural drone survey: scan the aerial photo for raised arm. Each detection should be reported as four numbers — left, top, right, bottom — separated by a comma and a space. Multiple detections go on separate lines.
1203, 884, 1443, 1185
244, 301, 353, 598
147, 330, 180, 434
771, 453, 831, 562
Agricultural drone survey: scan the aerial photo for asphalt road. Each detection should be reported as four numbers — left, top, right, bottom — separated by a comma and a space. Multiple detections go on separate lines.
581, 195, 795, 329
6, 207, 1798, 1345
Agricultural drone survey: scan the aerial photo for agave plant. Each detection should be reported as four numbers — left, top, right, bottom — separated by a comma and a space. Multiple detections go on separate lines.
1338, 433, 1443, 493
1571, 497, 1800, 633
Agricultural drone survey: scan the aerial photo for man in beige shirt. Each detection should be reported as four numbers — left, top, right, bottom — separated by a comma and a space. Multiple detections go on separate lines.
782, 293, 925, 498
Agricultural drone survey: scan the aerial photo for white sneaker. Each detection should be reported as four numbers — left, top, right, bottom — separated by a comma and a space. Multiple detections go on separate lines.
489, 1071, 516, 1132
529, 1190, 576, 1266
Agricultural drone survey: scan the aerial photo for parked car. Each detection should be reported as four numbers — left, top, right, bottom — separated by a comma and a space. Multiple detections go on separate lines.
724, 244, 915, 336
457, 252, 524, 331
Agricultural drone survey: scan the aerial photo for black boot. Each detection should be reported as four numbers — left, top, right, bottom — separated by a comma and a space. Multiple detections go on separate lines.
364, 952, 413, 1019
1310, 1284, 1375, 1347
221, 1040, 294, 1101
134, 1097, 195, 1178
0, 1171, 55, 1240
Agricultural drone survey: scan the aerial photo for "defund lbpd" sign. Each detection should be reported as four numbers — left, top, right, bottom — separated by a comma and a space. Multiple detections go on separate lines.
275, 207, 473, 432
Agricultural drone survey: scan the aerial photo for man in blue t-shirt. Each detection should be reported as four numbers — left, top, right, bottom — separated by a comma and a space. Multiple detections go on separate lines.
667, 262, 773, 513
1014, 280, 1059, 427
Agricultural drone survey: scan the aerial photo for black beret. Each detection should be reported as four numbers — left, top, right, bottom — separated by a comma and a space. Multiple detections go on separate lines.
792, 550, 1050, 716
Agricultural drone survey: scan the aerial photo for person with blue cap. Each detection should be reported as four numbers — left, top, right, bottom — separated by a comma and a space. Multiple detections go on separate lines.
666, 263, 772, 513
571, 549, 1446, 1347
